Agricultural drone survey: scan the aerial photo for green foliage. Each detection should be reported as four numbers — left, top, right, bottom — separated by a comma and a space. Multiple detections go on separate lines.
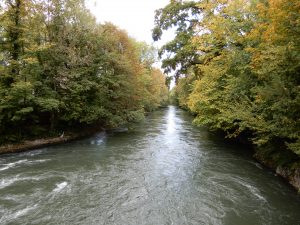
140, 67, 169, 112
174, 71, 196, 110
154, 0, 300, 157
153, 0, 202, 81
0, 0, 169, 143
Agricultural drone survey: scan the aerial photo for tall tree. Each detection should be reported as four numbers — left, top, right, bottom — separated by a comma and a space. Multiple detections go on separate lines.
153, 0, 300, 156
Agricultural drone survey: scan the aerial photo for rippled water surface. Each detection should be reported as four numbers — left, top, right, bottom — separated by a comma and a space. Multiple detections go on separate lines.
1, 106, 300, 225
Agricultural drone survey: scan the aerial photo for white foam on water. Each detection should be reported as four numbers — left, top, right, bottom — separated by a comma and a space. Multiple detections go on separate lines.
254, 162, 263, 169
14, 204, 37, 218
0, 165, 11, 171
0, 176, 21, 189
96, 139, 105, 145
33, 159, 49, 163
235, 177, 267, 202
0, 159, 28, 171
19, 149, 44, 157
0, 175, 43, 189
53, 181, 68, 192
0, 158, 50, 172
0, 204, 38, 224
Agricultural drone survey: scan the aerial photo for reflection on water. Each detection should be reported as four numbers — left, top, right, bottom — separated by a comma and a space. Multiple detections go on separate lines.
0, 106, 300, 225
166, 106, 176, 133
90, 132, 107, 146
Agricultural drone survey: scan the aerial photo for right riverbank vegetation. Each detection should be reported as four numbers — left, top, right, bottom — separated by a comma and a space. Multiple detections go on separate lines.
0, 0, 169, 145
153, 0, 300, 187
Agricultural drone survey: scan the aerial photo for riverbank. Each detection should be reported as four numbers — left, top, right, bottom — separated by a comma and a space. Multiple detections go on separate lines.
254, 150, 300, 192
224, 134, 300, 191
220, 131, 300, 191
0, 127, 103, 155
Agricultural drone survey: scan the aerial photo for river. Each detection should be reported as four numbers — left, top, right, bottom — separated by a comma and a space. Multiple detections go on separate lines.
0, 106, 299, 225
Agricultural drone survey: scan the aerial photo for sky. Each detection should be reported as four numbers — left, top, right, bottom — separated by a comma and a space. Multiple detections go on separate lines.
85, 0, 172, 47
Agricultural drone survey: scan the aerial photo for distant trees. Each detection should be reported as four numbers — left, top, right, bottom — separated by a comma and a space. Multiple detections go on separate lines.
0, 0, 168, 143
153, 0, 300, 157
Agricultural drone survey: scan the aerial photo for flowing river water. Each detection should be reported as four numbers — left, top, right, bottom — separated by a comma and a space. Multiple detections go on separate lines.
0, 106, 300, 225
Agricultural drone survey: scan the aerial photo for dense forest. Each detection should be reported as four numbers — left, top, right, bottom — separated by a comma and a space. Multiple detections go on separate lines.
153, 0, 300, 163
0, 0, 169, 143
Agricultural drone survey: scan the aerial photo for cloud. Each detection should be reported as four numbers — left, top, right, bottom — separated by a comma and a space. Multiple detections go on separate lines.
85, 0, 171, 44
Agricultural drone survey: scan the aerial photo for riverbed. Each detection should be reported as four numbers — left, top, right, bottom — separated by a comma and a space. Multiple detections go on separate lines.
1, 106, 299, 225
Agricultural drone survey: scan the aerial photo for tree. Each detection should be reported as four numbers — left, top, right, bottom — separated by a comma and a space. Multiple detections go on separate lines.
153, 0, 300, 157
152, 0, 202, 82
0, 0, 169, 143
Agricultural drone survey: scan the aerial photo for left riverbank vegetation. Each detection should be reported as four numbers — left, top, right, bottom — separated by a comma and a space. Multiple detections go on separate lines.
0, 0, 169, 144
154, 0, 300, 170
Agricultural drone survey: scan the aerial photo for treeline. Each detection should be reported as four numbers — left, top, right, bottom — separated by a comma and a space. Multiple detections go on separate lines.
0, 0, 168, 143
154, 0, 300, 159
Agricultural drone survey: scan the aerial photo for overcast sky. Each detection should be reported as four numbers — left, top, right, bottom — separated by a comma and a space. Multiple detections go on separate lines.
85, 0, 172, 46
